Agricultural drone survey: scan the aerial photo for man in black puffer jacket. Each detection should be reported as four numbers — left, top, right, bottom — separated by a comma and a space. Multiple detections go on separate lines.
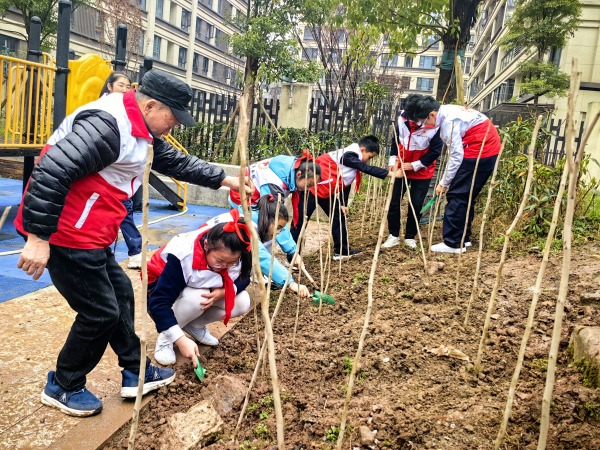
14, 70, 250, 417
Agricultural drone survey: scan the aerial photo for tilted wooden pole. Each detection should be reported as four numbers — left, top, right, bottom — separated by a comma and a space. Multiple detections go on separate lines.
474, 116, 542, 373
128, 144, 153, 450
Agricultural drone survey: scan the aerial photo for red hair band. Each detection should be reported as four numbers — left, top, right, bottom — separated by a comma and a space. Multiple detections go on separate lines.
223, 209, 252, 251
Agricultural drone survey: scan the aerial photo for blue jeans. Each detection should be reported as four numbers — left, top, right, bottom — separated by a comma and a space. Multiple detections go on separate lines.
48, 245, 149, 390
120, 199, 142, 256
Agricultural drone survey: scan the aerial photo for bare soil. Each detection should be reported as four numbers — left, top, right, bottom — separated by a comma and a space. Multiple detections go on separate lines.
102, 215, 600, 449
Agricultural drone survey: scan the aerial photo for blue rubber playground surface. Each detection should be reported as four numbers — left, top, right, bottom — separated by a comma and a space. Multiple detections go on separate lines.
0, 177, 227, 303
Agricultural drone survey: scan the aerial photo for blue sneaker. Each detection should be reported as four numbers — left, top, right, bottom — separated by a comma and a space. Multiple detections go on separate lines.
120, 364, 175, 398
40, 371, 102, 417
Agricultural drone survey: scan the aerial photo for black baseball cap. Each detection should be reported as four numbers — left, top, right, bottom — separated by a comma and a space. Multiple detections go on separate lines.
138, 70, 196, 127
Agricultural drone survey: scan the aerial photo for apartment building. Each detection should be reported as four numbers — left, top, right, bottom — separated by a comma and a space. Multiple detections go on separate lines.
300, 26, 468, 100
466, 0, 600, 124
0, 0, 247, 94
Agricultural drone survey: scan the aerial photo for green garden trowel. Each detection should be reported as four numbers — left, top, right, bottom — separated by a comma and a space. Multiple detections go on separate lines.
420, 195, 437, 214
311, 290, 335, 306
194, 356, 206, 381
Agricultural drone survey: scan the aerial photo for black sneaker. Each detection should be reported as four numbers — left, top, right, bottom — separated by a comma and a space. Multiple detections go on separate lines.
41, 371, 103, 417
333, 249, 362, 261
121, 364, 176, 398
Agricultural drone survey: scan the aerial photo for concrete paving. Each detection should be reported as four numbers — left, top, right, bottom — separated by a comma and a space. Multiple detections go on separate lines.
0, 176, 233, 449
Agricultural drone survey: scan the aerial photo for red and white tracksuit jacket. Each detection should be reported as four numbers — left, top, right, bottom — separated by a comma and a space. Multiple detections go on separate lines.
436, 105, 501, 187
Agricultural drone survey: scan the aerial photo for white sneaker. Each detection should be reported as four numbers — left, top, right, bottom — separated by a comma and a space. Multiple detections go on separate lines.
127, 253, 142, 269
465, 241, 472, 247
404, 238, 417, 249
382, 235, 400, 248
183, 325, 219, 346
430, 242, 466, 254
154, 333, 176, 366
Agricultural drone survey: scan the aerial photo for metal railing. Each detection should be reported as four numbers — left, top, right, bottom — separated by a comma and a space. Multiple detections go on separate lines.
0, 53, 56, 148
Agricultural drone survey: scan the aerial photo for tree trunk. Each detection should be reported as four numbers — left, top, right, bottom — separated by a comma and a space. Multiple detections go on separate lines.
436, 0, 483, 102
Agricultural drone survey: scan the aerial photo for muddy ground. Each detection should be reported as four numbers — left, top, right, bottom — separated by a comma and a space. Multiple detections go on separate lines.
102, 211, 600, 449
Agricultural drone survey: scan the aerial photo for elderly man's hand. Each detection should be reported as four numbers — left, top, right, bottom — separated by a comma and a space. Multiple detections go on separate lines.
17, 234, 50, 281
435, 184, 447, 196
221, 175, 254, 197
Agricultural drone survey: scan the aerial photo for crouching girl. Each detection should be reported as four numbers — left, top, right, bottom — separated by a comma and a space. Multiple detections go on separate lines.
147, 209, 252, 366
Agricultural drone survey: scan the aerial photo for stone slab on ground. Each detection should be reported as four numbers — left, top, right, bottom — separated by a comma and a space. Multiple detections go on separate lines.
570, 326, 600, 388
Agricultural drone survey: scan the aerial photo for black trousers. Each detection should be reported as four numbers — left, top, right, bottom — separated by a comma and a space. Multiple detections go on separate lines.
290, 187, 351, 254
386, 177, 431, 239
48, 245, 147, 391
443, 155, 497, 247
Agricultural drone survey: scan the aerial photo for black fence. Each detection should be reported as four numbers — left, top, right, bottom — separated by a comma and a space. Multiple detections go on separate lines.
176, 91, 280, 161
539, 118, 586, 167
308, 97, 400, 149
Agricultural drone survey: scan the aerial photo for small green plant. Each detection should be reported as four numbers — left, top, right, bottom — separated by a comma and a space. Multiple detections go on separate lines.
352, 273, 368, 287
343, 355, 353, 374
326, 425, 340, 443
239, 440, 258, 450
583, 402, 600, 420
255, 423, 270, 439
574, 357, 600, 388
260, 394, 274, 408
259, 411, 269, 420
530, 358, 548, 372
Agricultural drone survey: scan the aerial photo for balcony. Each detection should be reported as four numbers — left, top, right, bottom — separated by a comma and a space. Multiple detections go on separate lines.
500, 46, 524, 71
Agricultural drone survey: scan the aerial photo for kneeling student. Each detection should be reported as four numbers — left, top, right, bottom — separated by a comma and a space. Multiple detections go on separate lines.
147, 210, 253, 366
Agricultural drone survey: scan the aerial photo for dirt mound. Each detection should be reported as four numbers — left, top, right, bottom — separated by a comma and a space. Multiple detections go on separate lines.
102, 222, 600, 449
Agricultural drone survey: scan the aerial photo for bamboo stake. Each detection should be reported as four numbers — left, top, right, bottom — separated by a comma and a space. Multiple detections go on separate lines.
391, 124, 428, 274
360, 175, 373, 237
257, 97, 292, 156
311, 154, 327, 313
537, 63, 590, 450
213, 102, 239, 160
236, 92, 285, 448
427, 127, 453, 257
496, 158, 568, 448
464, 136, 506, 326
264, 193, 282, 302
474, 116, 542, 373
232, 217, 311, 442
454, 121, 492, 302
292, 173, 310, 344
127, 144, 154, 450
0, 206, 12, 231
336, 167, 399, 448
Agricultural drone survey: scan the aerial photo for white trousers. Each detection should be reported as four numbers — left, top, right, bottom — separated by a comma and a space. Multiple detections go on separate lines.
172, 287, 251, 329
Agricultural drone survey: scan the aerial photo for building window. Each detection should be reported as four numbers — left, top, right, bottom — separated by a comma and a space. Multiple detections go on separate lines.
0, 33, 19, 54
193, 52, 201, 74
138, 0, 146, 11
181, 9, 191, 32
416, 77, 434, 92
156, 0, 163, 19
404, 56, 413, 68
199, 0, 213, 9
382, 54, 398, 67
302, 48, 319, 61
303, 27, 314, 41
419, 56, 437, 70
217, 0, 223, 14
138, 30, 145, 54
205, 23, 214, 42
202, 56, 209, 74
153, 36, 161, 60
196, 18, 202, 40
178, 47, 187, 69
423, 35, 439, 49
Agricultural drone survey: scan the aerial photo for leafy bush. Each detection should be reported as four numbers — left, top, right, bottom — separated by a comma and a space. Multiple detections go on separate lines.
484, 118, 600, 248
